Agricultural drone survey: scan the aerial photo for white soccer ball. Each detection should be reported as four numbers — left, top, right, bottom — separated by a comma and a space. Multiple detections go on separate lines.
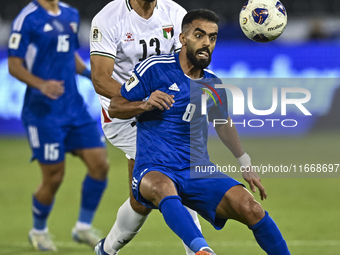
239, 0, 287, 42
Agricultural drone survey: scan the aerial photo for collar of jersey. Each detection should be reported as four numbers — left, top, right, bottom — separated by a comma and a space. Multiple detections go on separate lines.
125, 0, 159, 12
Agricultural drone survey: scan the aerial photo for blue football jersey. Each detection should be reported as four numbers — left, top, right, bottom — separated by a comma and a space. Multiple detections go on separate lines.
8, 0, 89, 126
121, 53, 229, 170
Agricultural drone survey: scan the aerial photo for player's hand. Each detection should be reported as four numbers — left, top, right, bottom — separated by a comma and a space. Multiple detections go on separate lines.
143, 90, 175, 111
242, 166, 267, 200
40, 80, 65, 100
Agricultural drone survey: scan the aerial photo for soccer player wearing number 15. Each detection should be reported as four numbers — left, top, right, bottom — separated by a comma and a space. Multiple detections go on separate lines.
8, 0, 109, 251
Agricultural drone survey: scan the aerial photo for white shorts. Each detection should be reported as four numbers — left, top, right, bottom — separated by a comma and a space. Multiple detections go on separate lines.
102, 118, 137, 160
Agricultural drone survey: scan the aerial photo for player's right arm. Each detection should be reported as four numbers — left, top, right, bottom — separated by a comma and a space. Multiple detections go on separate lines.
109, 90, 174, 119
8, 9, 64, 100
90, 8, 123, 99
90, 55, 122, 99
8, 57, 65, 100
108, 64, 174, 119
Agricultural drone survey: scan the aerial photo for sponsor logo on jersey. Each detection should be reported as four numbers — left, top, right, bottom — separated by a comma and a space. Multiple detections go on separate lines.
162, 25, 174, 40
69, 22, 78, 33
169, 83, 180, 91
124, 32, 134, 42
125, 73, 139, 92
91, 26, 102, 42
43, 23, 53, 32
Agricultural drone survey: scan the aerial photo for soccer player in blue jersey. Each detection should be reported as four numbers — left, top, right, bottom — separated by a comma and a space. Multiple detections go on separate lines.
90, 1, 203, 255
105, 9, 291, 255
8, 0, 109, 251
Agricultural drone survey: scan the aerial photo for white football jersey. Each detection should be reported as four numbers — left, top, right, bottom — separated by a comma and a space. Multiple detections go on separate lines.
90, 0, 187, 121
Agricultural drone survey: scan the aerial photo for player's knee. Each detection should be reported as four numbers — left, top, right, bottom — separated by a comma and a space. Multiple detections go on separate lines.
97, 157, 110, 175
89, 156, 109, 180
149, 181, 175, 204
130, 196, 151, 216
241, 199, 265, 226
46, 170, 64, 192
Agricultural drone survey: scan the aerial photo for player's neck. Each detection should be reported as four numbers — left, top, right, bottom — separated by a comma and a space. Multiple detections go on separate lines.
178, 51, 204, 80
130, 0, 156, 19
37, 0, 60, 14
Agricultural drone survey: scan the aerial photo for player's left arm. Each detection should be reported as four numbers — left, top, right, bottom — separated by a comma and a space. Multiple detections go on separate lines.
75, 53, 91, 79
215, 117, 267, 200
73, 10, 91, 80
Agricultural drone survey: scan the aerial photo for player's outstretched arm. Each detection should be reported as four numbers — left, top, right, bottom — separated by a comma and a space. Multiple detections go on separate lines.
214, 116, 267, 200
108, 90, 175, 119
8, 57, 64, 100
90, 55, 122, 99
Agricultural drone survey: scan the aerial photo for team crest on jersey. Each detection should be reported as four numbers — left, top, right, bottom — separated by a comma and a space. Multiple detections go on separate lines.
162, 25, 174, 40
91, 26, 102, 42
124, 33, 134, 42
125, 73, 139, 92
69, 22, 78, 33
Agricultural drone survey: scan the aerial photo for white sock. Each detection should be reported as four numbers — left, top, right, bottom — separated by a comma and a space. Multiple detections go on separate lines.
75, 222, 91, 231
104, 198, 148, 254
183, 206, 202, 255
32, 227, 49, 234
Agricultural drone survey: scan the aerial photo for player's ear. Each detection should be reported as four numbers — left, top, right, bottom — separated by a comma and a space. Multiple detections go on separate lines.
179, 32, 186, 46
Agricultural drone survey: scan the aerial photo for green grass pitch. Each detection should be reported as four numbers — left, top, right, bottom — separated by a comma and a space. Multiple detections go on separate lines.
0, 131, 339, 255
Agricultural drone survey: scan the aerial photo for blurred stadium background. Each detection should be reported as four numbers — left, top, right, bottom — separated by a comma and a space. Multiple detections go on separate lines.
0, 0, 339, 254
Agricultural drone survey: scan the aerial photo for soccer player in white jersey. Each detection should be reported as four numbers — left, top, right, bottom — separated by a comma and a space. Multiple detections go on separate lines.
90, 0, 202, 254
8, 0, 109, 251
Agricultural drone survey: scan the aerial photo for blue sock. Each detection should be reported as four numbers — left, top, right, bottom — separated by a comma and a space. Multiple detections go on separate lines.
158, 195, 208, 252
249, 211, 290, 255
78, 175, 107, 224
32, 196, 53, 230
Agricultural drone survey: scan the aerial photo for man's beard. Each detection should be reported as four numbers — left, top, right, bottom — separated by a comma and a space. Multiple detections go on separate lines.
142, 0, 156, 2
186, 46, 211, 69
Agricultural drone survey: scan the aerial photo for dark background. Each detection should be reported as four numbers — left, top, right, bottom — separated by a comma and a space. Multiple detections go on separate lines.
2, 0, 340, 22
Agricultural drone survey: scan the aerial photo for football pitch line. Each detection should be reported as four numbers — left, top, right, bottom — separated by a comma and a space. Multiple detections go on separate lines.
12, 240, 340, 248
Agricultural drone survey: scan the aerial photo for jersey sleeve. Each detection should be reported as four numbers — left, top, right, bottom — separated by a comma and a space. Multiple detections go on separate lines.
171, 5, 187, 52
90, 11, 118, 60
208, 88, 229, 121
8, 15, 33, 58
120, 62, 154, 102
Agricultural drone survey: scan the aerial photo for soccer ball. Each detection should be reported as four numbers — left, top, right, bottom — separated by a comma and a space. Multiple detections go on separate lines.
239, 0, 287, 42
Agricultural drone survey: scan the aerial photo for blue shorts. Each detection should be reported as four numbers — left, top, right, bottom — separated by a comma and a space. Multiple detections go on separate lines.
132, 166, 243, 230
23, 120, 105, 164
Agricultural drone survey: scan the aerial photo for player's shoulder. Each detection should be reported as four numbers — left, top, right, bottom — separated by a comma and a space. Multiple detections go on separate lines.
92, 0, 129, 24
11, 2, 39, 31
157, 0, 186, 14
203, 69, 225, 94
59, 1, 79, 16
135, 53, 177, 77
204, 68, 219, 79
